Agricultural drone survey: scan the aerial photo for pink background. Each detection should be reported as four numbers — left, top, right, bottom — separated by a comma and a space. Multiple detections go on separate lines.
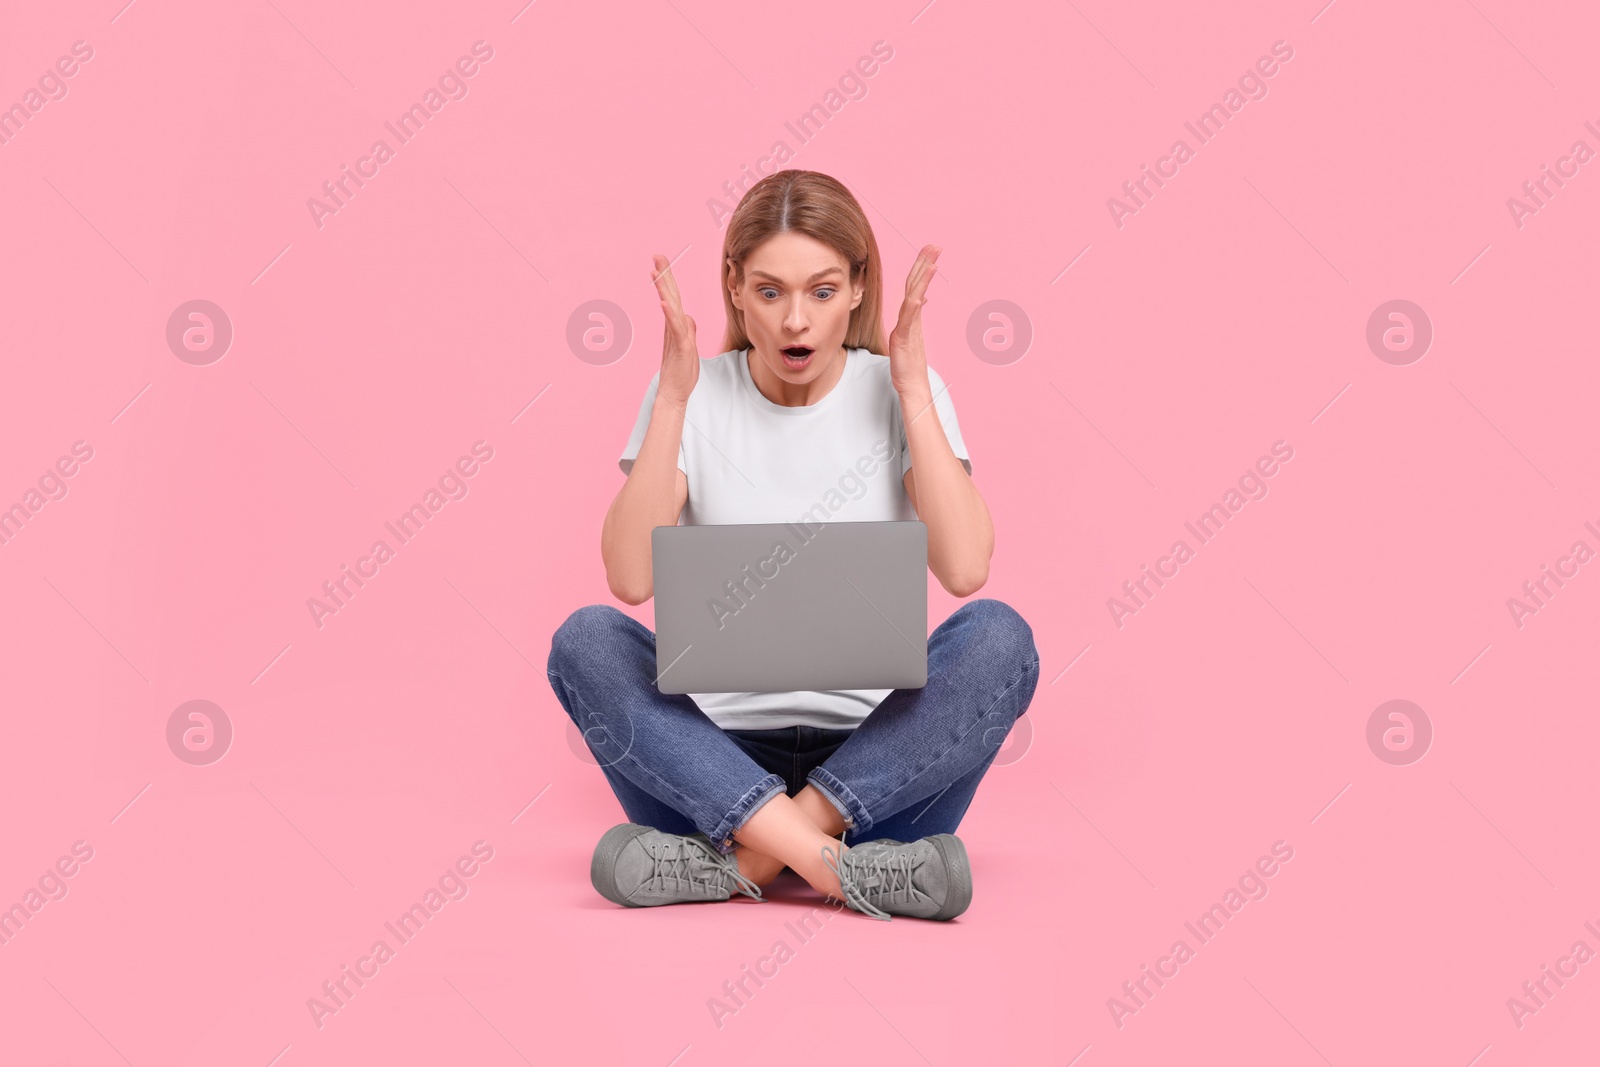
2, 0, 1597, 1063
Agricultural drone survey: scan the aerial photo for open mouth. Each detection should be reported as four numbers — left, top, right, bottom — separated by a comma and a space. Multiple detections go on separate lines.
780, 344, 814, 368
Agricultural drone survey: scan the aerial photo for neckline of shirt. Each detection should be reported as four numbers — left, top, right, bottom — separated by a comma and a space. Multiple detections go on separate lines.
736, 346, 858, 417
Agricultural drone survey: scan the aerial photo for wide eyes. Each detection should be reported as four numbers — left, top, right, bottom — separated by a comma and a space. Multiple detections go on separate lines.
758, 287, 836, 300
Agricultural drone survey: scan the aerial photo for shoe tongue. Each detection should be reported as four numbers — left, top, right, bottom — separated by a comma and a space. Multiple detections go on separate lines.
655, 840, 710, 872
850, 851, 918, 891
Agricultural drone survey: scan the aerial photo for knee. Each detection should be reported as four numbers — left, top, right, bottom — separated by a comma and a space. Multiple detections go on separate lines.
548, 603, 632, 673
953, 598, 1038, 668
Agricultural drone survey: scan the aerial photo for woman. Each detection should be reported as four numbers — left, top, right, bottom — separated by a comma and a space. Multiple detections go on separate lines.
546, 170, 1039, 921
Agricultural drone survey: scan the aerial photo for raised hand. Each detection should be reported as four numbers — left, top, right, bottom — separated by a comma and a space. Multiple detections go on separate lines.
886, 244, 941, 401
652, 253, 700, 405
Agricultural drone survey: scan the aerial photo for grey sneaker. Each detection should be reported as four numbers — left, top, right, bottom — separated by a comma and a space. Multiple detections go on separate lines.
591, 823, 766, 908
821, 835, 973, 921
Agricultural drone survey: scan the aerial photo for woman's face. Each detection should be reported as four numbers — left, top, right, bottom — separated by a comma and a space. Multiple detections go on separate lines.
729, 231, 863, 388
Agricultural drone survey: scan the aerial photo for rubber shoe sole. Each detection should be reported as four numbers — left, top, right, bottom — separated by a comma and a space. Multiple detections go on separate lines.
591, 823, 653, 907
928, 834, 972, 920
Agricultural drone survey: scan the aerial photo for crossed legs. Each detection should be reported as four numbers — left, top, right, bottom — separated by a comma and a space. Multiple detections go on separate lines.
732, 785, 848, 897
547, 599, 1040, 907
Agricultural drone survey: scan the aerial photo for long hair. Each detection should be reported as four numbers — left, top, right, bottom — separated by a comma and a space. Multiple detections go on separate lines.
718, 170, 888, 357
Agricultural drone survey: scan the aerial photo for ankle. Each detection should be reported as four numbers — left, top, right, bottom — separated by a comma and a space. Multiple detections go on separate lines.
801, 841, 850, 900
793, 785, 848, 837
734, 847, 786, 887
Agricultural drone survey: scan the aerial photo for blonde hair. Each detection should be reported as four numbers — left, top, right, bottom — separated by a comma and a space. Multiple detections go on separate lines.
718, 170, 888, 356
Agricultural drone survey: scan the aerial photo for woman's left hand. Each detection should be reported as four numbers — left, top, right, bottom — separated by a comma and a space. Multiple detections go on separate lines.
886, 244, 941, 401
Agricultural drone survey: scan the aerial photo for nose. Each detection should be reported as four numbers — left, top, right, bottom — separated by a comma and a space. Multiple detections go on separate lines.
783, 298, 808, 334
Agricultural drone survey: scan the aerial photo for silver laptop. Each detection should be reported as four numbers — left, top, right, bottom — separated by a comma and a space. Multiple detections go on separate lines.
651, 520, 928, 694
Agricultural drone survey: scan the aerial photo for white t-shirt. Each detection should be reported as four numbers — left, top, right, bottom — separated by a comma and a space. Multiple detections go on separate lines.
619, 346, 971, 730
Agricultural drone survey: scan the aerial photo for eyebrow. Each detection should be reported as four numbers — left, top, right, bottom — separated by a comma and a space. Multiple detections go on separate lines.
748, 268, 844, 284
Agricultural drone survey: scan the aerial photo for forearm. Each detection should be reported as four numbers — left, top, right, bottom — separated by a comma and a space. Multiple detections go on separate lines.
899, 383, 993, 596
601, 396, 686, 603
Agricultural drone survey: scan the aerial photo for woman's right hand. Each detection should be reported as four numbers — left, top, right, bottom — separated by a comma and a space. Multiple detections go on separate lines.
652, 253, 700, 405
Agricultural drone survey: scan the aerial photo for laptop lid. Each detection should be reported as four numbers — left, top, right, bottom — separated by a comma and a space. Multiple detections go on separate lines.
651, 520, 928, 694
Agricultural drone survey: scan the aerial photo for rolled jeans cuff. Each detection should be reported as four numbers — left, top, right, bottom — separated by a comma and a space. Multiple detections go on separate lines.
707, 774, 787, 856
806, 768, 872, 837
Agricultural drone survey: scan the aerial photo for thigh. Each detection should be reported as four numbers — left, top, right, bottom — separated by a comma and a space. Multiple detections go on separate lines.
548, 606, 788, 849
591, 762, 702, 837
808, 599, 1040, 837
846, 756, 990, 845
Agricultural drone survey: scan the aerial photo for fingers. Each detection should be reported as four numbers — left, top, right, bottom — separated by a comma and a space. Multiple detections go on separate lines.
890, 246, 941, 339
657, 261, 696, 358
905, 244, 941, 301
651, 253, 686, 322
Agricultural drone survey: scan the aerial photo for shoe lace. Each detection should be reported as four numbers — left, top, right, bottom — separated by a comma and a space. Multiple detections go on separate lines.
821, 844, 911, 922
648, 837, 765, 901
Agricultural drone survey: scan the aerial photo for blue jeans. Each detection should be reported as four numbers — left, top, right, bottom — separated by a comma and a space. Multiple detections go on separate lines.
546, 598, 1040, 856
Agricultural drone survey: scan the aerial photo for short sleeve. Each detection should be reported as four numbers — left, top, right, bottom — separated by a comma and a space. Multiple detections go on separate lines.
898, 365, 972, 478
618, 371, 689, 477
